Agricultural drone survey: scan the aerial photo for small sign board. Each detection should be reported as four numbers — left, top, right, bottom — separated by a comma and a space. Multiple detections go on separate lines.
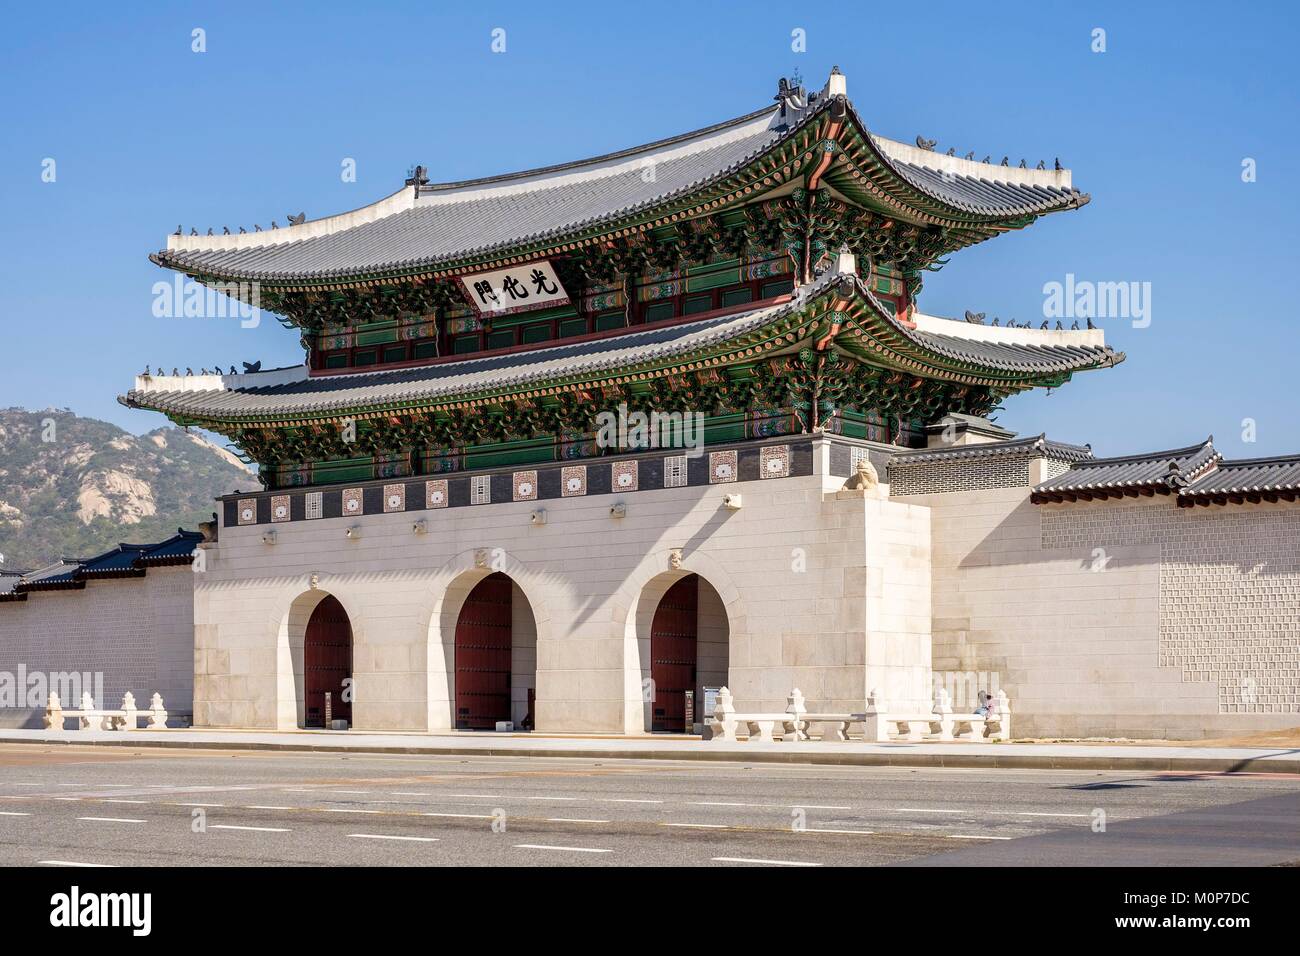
684, 690, 694, 732
458, 260, 570, 317
702, 686, 720, 721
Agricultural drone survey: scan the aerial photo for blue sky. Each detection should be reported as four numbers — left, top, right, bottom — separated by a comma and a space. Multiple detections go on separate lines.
1, 1, 1297, 458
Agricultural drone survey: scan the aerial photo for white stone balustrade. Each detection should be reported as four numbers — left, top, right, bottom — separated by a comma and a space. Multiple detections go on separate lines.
43, 691, 169, 732
709, 686, 1012, 743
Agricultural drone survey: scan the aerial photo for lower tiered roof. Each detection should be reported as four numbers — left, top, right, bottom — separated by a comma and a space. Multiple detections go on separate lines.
122, 267, 1121, 429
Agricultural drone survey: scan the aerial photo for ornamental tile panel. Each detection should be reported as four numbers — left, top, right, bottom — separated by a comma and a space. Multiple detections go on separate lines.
611, 460, 638, 492
513, 471, 538, 501
271, 495, 291, 522
305, 491, 323, 520
426, 479, 449, 509
471, 475, 491, 504
760, 445, 790, 479
236, 498, 257, 526
664, 455, 689, 488
342, 488, 364, 517
560, 466, 587, 497
383, 483, 406, 513
709, 450, 738, 483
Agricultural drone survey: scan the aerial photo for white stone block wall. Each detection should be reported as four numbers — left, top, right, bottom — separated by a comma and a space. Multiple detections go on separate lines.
0, 567, 194, 728
193, 440, 933, 734
912, 480, 1300, 739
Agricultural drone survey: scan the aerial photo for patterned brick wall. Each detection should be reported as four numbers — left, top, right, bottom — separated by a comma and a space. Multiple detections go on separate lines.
1042, 504, 1300, 715
0, 568, 194, 728
889, 454, 1044, 496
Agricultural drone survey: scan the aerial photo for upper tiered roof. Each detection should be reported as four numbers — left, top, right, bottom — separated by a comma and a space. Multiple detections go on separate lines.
152, 69, 1087, 288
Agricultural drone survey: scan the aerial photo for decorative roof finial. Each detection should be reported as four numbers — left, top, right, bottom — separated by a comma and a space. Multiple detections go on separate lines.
405, 165, 429, 187
288, 212, 306, 225
915, 135, 937, 151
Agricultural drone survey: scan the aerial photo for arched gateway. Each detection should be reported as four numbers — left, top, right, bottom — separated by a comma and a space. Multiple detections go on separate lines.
650, 576, 699, 732
303, 594, 352, 728
454, 572, 528, 729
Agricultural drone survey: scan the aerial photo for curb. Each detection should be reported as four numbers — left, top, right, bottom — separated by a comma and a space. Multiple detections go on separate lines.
4, 734, 1297, 775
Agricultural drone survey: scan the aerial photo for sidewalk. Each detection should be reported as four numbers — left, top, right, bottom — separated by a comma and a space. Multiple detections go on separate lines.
2, 727, 1297, 774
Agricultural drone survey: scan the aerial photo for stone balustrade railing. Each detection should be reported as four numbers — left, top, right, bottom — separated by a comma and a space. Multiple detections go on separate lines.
709, 687, 1011, 742
43, 691, 169, 732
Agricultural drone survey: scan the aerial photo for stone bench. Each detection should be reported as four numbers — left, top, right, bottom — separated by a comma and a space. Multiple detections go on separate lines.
708, 687, 1012, 744
859, 689, 1011, 742
707, 688, 799, 742
43, 692, 169, 732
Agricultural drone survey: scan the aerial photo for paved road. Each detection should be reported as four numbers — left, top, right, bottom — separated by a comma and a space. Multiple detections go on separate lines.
1, 744, 1296, 867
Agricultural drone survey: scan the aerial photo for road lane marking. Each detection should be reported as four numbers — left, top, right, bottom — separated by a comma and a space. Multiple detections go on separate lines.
38, 860, 115, 867
244, 805, 295, 811
524, 796, 578, 801
1016, 812, 1091, 818
803, 828, 874, 835
794, 805, 852, 810
546, 818, 610, 824
896, 808, 965, 814
323, 808, 382, 814
175, 802, 224, 808
422, 812, 495, 819
600, 798, 663, 804
947, 834, 1012, 840
330, 790, 372, 795
513, 844, 611, 854
442, 793, 503, 799
691, 801, 772, 808
281, 788, 315, 792
712, 857, 821, 867
0, 811, 31, 817
103, 799, 149, 804
77, 817, 146, 824
348, 834, 439, 843
390, 792, 434, 797
210, 825, 291, 832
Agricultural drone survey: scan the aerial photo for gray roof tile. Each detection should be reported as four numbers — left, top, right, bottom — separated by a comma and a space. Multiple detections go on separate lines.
155, 93, 1088, 283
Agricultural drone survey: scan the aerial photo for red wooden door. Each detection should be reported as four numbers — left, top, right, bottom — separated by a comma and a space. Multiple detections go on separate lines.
454, 573, 513, 729
304, 594, 352, 728
651, 575, 698, 732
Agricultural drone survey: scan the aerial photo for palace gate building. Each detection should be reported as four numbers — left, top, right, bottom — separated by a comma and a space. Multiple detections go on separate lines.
120, 69, 1300, 739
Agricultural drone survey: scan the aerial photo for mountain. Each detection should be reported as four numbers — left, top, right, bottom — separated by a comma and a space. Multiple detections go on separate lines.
0, 407, 255, 571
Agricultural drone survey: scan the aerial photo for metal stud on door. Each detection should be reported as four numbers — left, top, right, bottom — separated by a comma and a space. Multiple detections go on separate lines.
650, 575, 698, 732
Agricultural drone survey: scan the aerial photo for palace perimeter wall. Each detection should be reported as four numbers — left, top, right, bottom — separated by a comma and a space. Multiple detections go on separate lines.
894, 455, 1300, 740
0, 567, 194, 728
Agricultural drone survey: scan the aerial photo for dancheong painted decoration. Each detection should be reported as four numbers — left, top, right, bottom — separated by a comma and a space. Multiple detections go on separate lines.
122, 68, 1121, 490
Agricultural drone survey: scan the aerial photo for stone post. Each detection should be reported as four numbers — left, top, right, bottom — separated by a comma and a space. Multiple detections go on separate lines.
120, 692, 138, 731
79, 691, 95, 731
862, 688, 890, 742
147, 693, 168, 730
709, 686, 737, 742
785, 687, 807, 740
932, 687, 954, 740
44, 692, 64, 733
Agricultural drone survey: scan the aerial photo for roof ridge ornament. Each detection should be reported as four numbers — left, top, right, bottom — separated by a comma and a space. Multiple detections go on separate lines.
405, 165, 429, 187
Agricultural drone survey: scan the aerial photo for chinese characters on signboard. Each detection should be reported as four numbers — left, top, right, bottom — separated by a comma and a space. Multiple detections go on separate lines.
458, 260, 570, 316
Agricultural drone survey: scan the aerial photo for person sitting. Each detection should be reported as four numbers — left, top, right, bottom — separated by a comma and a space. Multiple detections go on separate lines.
975, 690, 990, 716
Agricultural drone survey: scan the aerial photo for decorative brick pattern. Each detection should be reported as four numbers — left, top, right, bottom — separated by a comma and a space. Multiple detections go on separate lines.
709, 450, 738, 483
236, 499, 257, 526
342, 488, 363, 517
889, 456, 1032, 495
759, 445, 790, 479
425, 479, 448, 509
560, 466, 587, 497
611, 460, 638, 492
271, 495, 291, 523
513, 471, 538, 501
383, 483, 405, 513
1043, 504, 1300, 714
